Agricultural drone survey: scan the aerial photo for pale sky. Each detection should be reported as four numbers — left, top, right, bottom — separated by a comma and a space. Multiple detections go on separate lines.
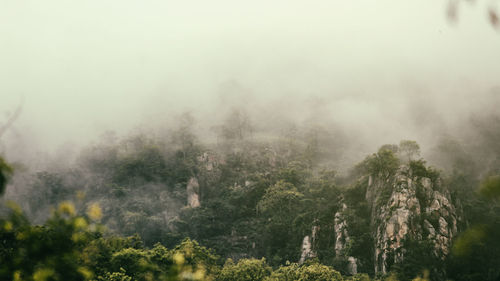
1, 0, 499, 156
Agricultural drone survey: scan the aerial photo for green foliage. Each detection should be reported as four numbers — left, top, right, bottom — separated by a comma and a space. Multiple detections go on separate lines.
0, 156, 13, 195
0, 202, 227, 281
447, 223, 500, 281
82, 235, 143, 277
257, 181, 304, 217
265, 262, 342, 281
218, 258, 272, 281
110, 247, 157, 280
389, 239, 442, 281
408, 160, 439, 183
257, 181, 307, 265
277, 161, 310, 187
171, 238, 221, 277
444, 173, 500, 281
95, 268, 132, 281
7, 131, 500, 281
479, 175, 500, 200
0, 202, 97, 281
28, 172, 76, 218
398, 140, 420, 162
113, 145, 167, 185
357, 146, 400, 179
347, 273, 371, 281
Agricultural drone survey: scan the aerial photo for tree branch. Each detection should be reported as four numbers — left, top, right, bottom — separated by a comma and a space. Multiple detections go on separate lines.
0, 96, 24, 140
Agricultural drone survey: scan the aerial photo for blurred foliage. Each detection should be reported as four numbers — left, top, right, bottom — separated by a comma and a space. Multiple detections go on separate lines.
445, 174, 500, 281
0, 156, 13, 195
479, 175, 500, 200
0, 201, 99, 281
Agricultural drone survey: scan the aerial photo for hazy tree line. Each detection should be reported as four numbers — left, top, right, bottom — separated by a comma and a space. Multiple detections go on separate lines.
1, 108, 500, 281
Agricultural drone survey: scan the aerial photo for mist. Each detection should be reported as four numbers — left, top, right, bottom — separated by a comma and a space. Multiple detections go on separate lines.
1, 0, 500, 170
3, 2, 500, 280
0, 1, 500, 158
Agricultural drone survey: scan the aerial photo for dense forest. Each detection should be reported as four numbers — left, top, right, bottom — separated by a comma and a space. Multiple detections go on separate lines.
2, 0, 500, 280
1, 109, 500, 281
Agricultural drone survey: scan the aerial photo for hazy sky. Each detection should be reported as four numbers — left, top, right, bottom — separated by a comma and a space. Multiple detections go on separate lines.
1, 0, 499, 155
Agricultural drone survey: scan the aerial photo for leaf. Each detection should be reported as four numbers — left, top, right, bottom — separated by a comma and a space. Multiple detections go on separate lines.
447, 0, 459, 23
489, 8, 499, 29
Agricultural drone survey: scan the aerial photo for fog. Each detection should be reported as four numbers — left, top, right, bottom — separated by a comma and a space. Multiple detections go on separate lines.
1, 0, 500, 169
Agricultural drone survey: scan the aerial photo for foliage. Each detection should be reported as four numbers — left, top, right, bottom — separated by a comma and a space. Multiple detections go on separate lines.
479, 175, 500, 200
347, 273, 371, 281
257, 181, 307, 265
95, 268, 132, 281
0, 156, 13, 195
265, 262, 343, 281
389, 239, 442, 281
0, 202, 98, 281
408, 160, 439, 183
5, 132, 500, 281
218, 258, 272, 281
0, 202, 220, 281
170, 238, 221, 277
357, 146, 400, 180
446, 174, 500, 281
398, 140, 420, 162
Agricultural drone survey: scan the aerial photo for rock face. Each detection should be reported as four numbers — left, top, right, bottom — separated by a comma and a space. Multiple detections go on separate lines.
186, 177, 200, 208
187, 151, 224, 209
322, 165, 459, 275
299, 225, 319, 264
334, 203, 350, 256
333, 203, 358, 275
299, 235, 315, 264
367, 165, 458, 274
347, 257, 358, 275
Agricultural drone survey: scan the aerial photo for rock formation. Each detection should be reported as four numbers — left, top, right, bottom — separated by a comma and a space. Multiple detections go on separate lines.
186, 177, 200, 208
299, 225, 319, 264
366, 165, 458, 274
333, 203, 358, 275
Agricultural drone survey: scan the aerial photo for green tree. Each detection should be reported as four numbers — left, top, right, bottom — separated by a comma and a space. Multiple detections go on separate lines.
218, 258, 272, 281
265, 262, 343, 281
257, 181, 306, 264
95, 268, 132, 281
0, 202, 97, 281
356, 146, 400, 180
446, 175, 500, 281
398, 140, 420, 162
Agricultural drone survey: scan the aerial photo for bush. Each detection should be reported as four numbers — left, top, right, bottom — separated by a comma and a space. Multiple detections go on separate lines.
265, 262, 343, 281
218, 258, 272, 281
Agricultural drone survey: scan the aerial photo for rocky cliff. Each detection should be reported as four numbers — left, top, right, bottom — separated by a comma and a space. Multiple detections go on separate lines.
297, 163, 460, 276
336, 164, 459, 275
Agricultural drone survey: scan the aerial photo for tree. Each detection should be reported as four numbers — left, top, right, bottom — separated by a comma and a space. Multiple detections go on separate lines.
399, 140, 420, 162
356, 146, 400, 180
0, 97, 23, 140
218, 258, 272, 281
257, 180, 309, 264
0, 202, 99, 281
213, 109, 253, 144
264, 262, 343, 281
446, 175, 500, 281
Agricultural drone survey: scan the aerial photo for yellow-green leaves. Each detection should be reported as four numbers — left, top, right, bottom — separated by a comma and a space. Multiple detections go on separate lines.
87, 203, 103, 221
479, 175, 500, 200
